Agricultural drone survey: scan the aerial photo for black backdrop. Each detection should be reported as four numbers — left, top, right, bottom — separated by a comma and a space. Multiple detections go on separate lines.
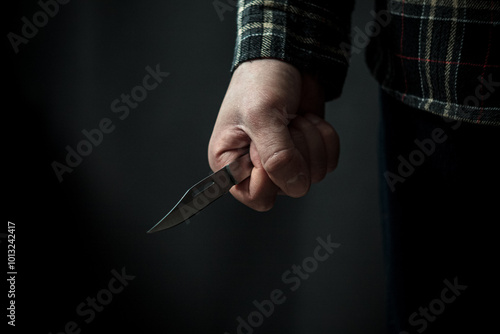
6, 1, 385, 333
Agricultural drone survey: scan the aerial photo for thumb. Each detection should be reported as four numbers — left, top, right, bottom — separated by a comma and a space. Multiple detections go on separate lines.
245, 108, 310, 198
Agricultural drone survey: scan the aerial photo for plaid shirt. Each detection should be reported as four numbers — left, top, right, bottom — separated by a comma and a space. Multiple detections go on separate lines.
232, 0, 500, 126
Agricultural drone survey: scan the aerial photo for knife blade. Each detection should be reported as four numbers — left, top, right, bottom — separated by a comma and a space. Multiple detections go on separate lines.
147, 152, 253, 233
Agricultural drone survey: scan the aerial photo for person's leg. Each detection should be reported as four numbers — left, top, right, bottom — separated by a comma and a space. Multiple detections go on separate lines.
378, 89, 499, 333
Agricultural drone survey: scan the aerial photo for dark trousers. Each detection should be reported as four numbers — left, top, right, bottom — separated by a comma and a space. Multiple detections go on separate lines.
379, 90, 499, 333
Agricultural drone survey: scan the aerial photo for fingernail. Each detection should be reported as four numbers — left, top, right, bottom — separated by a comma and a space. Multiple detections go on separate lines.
286, 173, 308, 196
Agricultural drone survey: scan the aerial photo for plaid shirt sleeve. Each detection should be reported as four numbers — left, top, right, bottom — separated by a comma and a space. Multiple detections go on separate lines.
367, 0, 500, 126
232, 0, 500, 126
231, 0, 355, 100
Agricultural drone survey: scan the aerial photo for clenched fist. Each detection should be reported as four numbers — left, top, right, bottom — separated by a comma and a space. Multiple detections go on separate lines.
208, 59, 340, 211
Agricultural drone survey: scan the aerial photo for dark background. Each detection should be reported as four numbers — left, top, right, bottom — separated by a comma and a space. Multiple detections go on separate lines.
6, 0, 384, 333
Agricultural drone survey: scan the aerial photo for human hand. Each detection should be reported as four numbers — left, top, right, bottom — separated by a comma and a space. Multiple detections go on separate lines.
208, 59, 340, 211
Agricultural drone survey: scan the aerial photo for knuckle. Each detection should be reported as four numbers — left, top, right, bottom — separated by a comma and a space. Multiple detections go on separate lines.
262, 148, 296, 174
289, 126, 305, 142
323, 123, 339, 143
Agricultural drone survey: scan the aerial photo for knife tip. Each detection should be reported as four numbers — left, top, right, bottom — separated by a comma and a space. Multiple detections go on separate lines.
147, 222, 166, 234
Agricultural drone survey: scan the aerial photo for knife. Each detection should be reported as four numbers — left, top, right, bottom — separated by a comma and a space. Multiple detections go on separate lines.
147, 152, 253, 233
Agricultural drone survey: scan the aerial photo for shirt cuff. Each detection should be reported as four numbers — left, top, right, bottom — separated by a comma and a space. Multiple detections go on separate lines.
231, 0, 355, 101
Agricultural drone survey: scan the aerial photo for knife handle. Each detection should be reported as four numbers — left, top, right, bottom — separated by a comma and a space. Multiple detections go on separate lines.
226, 153, 253, 185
